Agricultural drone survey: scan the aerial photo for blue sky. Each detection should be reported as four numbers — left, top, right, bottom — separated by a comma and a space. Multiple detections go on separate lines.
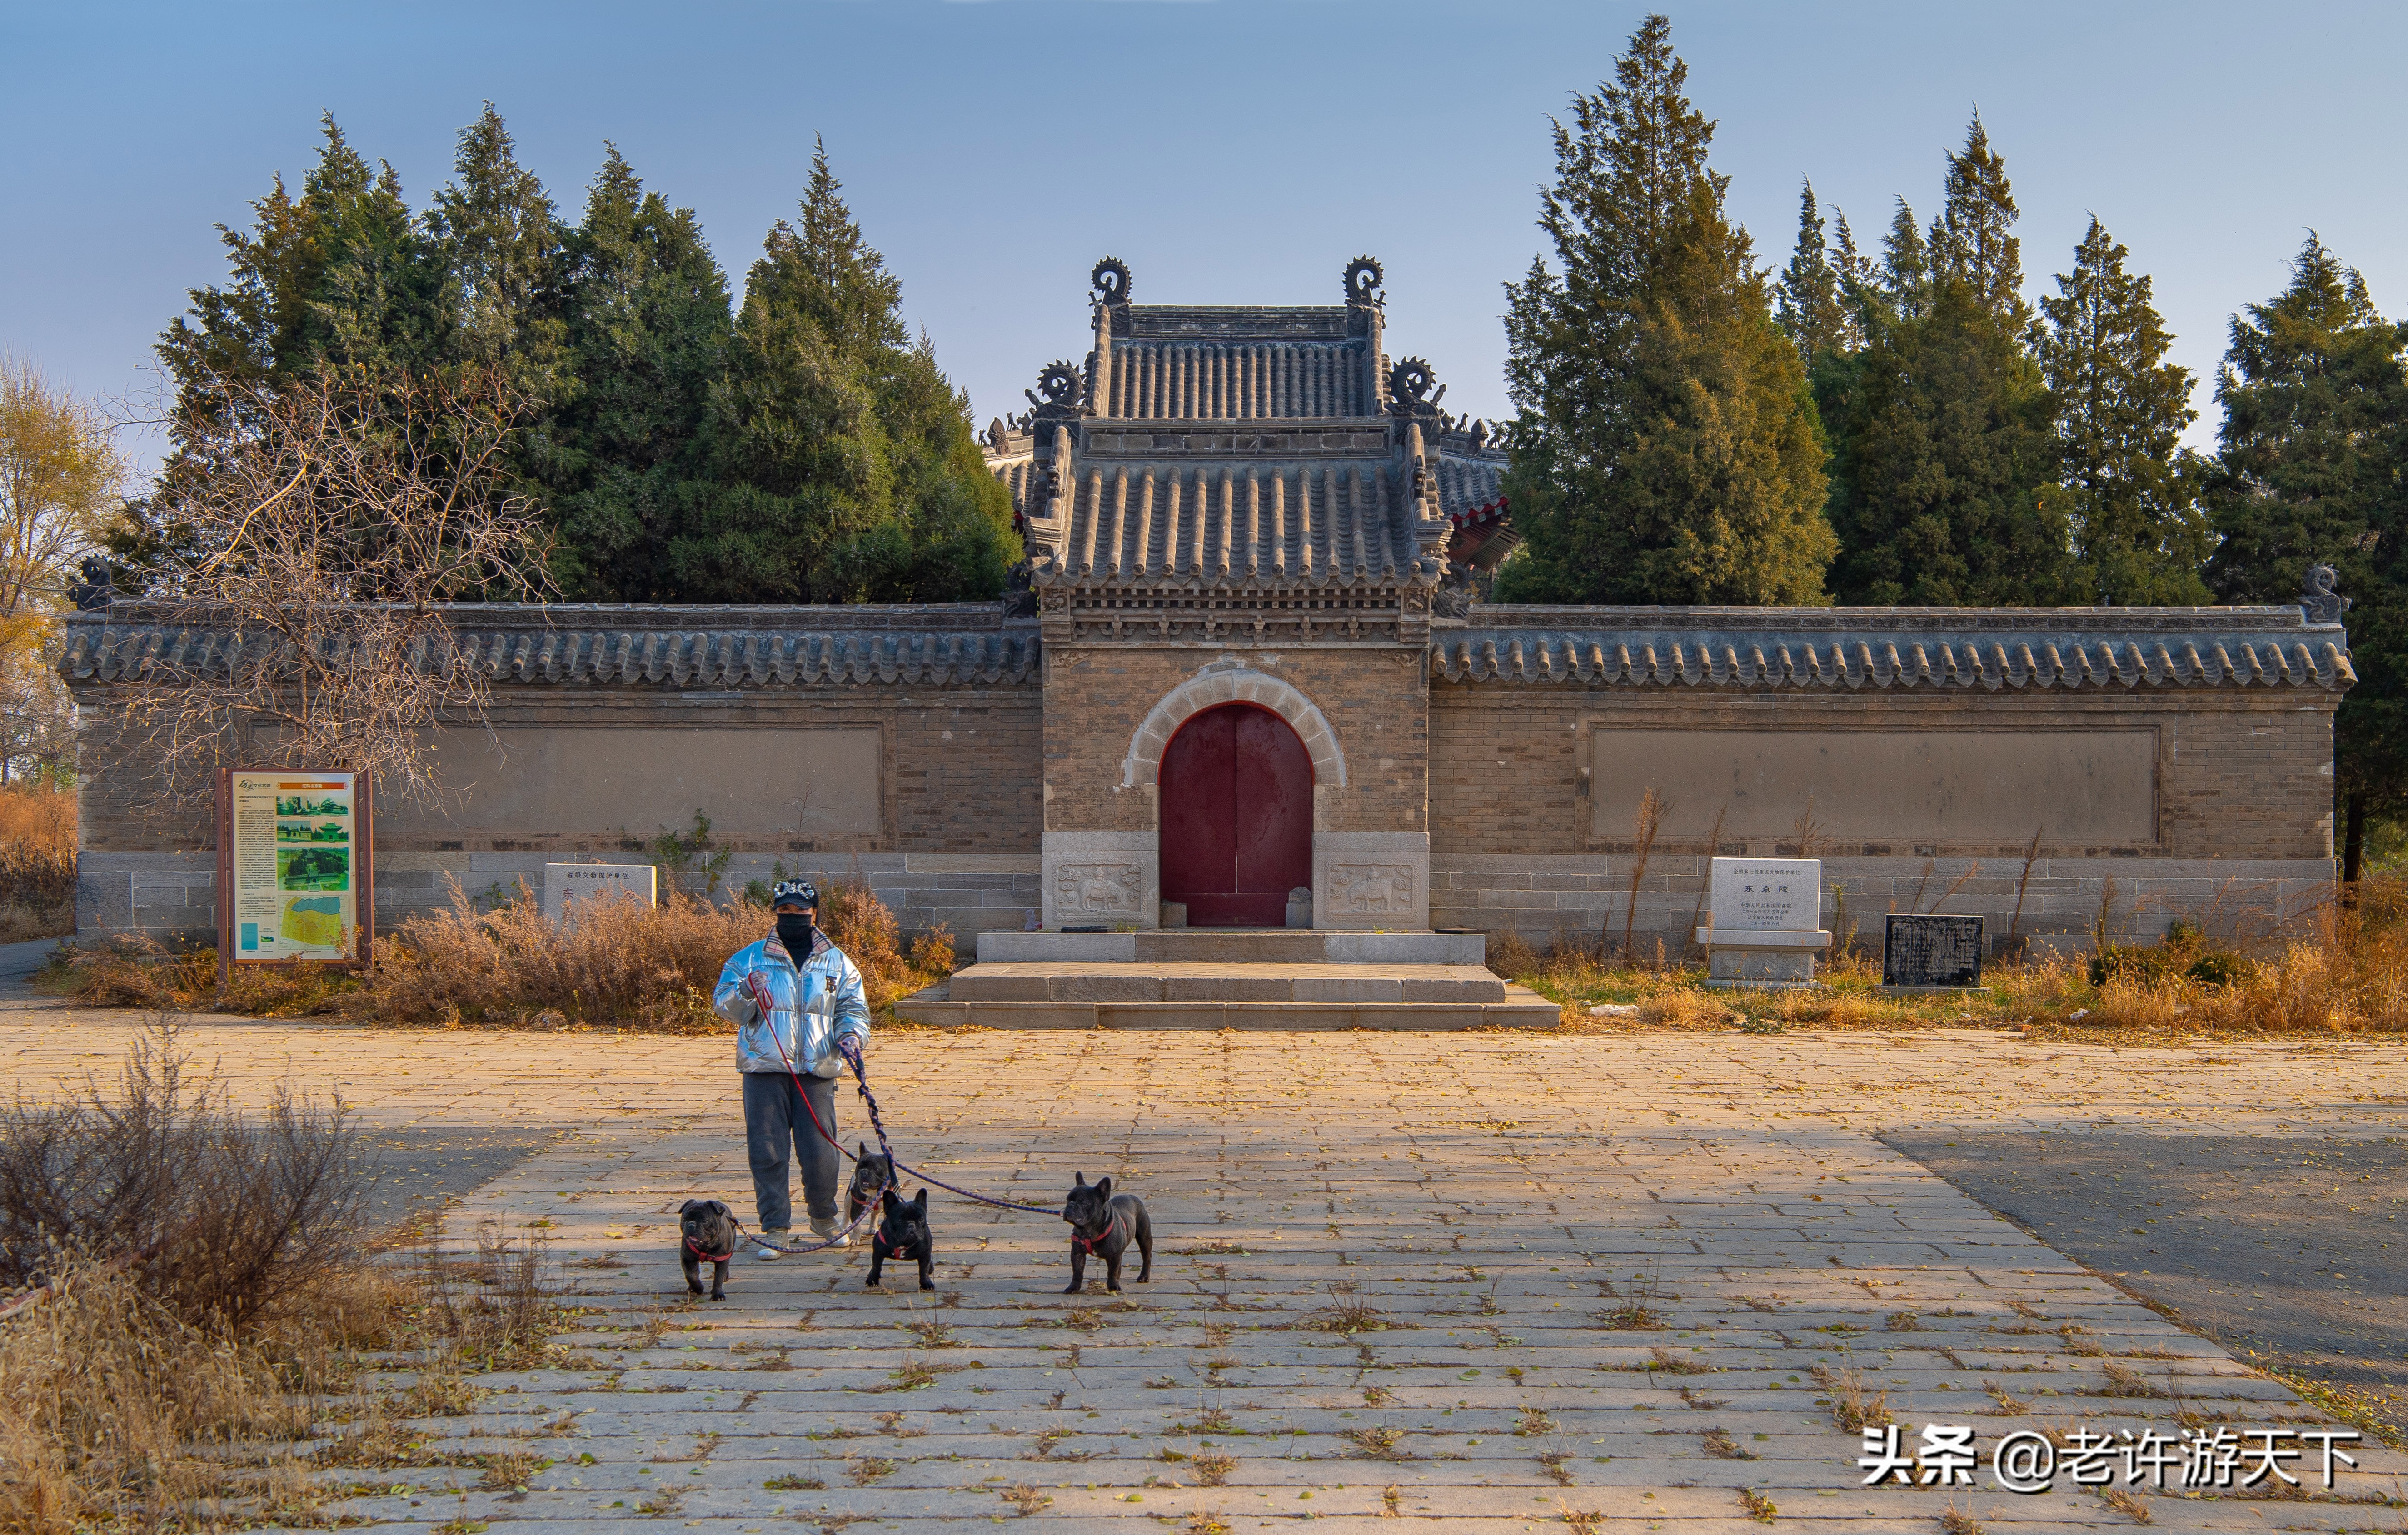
6, 1, 2403, 472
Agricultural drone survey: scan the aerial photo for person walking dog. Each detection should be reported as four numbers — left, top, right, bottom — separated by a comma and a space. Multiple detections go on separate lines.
714, 879, 871, 1256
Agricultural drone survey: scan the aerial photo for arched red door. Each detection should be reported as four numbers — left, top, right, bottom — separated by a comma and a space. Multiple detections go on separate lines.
1158, 703, 1313, 927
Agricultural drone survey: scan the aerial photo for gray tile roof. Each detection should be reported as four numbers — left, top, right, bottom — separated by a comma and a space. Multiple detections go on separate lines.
1097, 339, 1375, 419
59, 606, 1042, 690
1042, 459, 1434, 581
1431, 607, 2354, 690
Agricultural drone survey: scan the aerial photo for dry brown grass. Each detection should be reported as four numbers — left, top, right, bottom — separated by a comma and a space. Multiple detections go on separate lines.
51, 875, 957, 1031
1810, 1357, 1891, 1434
1490, 874, 2408, 1042
0, 1024, 573, 1532
0, 1017, 374, 1335
0, 785, 74, 942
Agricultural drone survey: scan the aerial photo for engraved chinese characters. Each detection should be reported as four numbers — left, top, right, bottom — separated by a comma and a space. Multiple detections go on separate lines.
1883, 913, 1983, 988
1700, 858, 1831, 985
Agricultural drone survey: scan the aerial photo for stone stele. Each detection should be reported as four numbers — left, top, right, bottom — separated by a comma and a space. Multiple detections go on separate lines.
1701, 857, 1830, 985
542, 863, 657, 928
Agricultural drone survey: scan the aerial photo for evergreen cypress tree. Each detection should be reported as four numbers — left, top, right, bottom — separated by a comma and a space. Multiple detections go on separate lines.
154, 115, 448, 513
672, 140, 1016, 603
1879, 199, 1930, 320
1496, 15, 1833, 606
1775, 181, 1844, 364
540, 145, 734, 600
426, 104, 568, 392
2204, 236, 2408, 876
2037, 217, 2209, 603
1927, 112, 2028, 328
1821, 123, 2066, 605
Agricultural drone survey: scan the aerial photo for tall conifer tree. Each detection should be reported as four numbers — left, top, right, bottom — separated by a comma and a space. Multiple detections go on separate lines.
541, 146, 733, 600
2037, 218, 2209, 604
1821, 122, 2065, 605
673, 140, 1016, 603
426, 104, 568, 393
2205, 237, 2408, 876
1775, 181, 1845, 364
1497, 15, 1833, 606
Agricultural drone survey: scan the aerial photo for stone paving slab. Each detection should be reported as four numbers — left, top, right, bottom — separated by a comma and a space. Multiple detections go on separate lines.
7, 1011, 2408, 1531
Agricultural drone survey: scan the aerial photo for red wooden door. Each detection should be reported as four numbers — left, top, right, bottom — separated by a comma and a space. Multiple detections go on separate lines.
1159, 703, 1313, 927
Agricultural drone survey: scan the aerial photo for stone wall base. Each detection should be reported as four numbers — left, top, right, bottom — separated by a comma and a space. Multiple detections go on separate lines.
1431, 852, 2337, 958
75, 850, 1041, 947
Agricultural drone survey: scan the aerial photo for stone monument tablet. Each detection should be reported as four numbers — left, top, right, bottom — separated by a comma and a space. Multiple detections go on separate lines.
1700, 859, 1830, 985
1709, 859, 1820, 932
1882, 914, 1984, 988
543, 863, 657, 927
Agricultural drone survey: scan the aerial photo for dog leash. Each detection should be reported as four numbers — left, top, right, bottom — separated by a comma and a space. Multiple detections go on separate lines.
746, 968, 1057, 1218
744, 972, 894, 1256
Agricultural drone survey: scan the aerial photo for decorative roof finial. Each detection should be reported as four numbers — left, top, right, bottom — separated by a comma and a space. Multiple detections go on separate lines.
1091, 257, 1131, 305
1345, 256, 1384, 306
2300, 562, 2352, 625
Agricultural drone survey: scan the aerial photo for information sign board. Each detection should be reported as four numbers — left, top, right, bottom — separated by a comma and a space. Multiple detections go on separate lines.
216, 770, 374, 965
1882, 913, 1984, 987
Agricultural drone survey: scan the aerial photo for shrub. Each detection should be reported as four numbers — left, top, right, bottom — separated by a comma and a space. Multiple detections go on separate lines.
0, 1017, 371, 1334
0, 785, 75, 943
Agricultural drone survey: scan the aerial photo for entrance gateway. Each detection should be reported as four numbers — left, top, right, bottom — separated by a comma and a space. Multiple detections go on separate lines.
1158, 703, 1312, 927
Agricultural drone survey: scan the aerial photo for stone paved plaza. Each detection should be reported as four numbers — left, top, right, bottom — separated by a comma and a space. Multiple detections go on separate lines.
5, 998, 2405, 1533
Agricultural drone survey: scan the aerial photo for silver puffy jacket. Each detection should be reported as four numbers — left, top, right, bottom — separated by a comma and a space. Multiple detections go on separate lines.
713, 929, 871, 1076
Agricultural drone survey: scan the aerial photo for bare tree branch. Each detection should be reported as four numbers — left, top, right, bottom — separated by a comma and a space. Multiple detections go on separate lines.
105, 365, 554, 812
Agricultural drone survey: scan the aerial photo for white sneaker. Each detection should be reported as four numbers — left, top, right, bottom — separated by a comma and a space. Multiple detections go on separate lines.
755, 1230, 789, 1260
809, 1217, 851, 1249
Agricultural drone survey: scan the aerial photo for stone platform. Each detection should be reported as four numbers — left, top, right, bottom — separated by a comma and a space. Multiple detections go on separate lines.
902, 928, 1557, 1030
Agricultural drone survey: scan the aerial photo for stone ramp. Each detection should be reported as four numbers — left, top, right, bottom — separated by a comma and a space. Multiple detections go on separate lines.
901, 927, 1559, 1029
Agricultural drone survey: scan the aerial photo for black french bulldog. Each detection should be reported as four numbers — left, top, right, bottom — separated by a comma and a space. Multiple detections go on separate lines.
678, 1199, 739, 1301
1062, 1172, 1152, 1294
847, 1141, 894, 1230
866, 1187, 935, 1291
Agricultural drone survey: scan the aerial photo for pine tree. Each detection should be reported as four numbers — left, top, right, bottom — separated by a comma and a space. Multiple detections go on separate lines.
1822, 122, 2066, 605
540, 145, 734, 600
1873, 199, 1931, 322
426, 104, 568, 391
2204, 236, 2408, 876
1775, 181, 1844, 363
1496, 15, 1834, 606
1927, 112, 2028, 327
157, 115, 444, 458
672, 139, 1016, 603
2037, 217, 2209, 603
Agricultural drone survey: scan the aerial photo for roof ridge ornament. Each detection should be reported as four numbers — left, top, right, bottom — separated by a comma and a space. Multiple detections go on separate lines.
2300, 562, 2351, 626
1345, 256, 1384, 307
1091, 257, 1131, 306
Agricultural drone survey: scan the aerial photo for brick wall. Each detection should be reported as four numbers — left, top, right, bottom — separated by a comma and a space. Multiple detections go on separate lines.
1428, 683, 2340, 952
73, 684, 1043, 942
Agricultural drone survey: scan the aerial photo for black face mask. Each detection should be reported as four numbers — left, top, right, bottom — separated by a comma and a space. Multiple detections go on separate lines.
775, 914, 816, 954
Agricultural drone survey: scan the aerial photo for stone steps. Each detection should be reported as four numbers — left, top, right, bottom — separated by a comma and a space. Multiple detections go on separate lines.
894, 982, 1560, 1031
974, 929, 1486, 965
947, 960, 1507, 1004
900, 930, 1558, 1030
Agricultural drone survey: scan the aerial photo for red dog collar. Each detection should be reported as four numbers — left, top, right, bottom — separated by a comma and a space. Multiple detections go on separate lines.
685, 1233, 735, 1263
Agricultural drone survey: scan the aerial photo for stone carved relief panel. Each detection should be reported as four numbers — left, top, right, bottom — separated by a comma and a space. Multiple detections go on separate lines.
1328, 862, 1415, 917
1054, 862, 1145, 918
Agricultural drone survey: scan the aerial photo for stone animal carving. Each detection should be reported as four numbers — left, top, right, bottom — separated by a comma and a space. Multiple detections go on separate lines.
1091, 256, 1131, 305
1345, 255, 1384, 305
1039, 360, 1083, 406
1388, 356, 1436, 406
66, 555, 113, 611
2301, 562, 2352, 625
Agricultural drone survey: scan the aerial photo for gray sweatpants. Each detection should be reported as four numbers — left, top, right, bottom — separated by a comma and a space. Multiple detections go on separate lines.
743, 1071, 840, 1231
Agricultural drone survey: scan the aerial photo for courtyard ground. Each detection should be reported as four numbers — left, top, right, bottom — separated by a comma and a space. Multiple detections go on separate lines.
4, 958, 2405, 1533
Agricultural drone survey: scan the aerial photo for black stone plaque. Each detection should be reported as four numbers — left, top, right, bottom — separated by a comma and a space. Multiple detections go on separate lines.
1883, 914, 1984, 987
